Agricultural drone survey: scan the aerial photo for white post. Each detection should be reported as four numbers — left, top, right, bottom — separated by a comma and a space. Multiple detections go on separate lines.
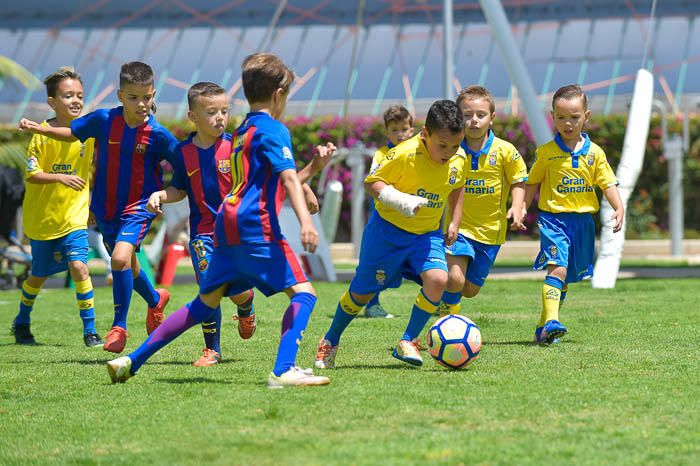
345, 146, 368, 258
443, 0, 455, 99
666, 135, 684, 256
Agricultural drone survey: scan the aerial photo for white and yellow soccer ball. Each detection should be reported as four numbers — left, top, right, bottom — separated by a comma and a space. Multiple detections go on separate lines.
426, 314, 481, 370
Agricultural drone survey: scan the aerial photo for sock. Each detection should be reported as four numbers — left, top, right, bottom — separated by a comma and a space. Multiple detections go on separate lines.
402, 288, 440, 341
112, 269, 133, 329
75, 278, 96, 335
129, 296, 217, 373
366, 292, 380, 308
324, 290, 364, 346
201, 306, 222, 354
560, 285, 568, 308
440, 290, 462, 315
133, 270, 160, 308
539, 275, 564, 326
16, 280, 41, 325
233, 290, 254, 317
272, 292, 317, 377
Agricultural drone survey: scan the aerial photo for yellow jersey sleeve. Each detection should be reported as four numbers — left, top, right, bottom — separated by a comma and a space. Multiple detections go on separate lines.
366, 134, 465, 235
504, 146, 528, 184
591, 145, 618, 190
25, 133, 44, 179
526, 146, 546, 185
370, 145, 390, 172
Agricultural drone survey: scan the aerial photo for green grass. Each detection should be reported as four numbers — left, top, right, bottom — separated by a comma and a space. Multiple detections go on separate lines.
1, 279, 699, 465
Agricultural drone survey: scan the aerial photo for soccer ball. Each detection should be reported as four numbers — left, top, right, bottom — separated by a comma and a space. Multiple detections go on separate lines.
426, 314, 481, 370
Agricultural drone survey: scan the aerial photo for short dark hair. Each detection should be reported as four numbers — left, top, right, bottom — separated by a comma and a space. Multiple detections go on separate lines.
188, 82, 226, 109
241, 53, 294, 104
383, 105, 413, 127
44, 67, 82, 98
119, 61, 154, 88
456, 85, 495, 113
425, 99, 464, 135
552, 84, 587, 111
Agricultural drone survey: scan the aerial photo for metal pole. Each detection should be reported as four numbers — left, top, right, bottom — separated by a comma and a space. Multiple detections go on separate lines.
443, 0, 454, 99
342, 0, 365, 118
478, 0, 551, 146
345, 146, 368, 258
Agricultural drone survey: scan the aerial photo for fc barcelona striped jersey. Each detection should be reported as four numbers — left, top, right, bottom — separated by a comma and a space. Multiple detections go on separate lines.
71, 107, 178, 221
214, 112, 297, 246
171, 133, 234, 238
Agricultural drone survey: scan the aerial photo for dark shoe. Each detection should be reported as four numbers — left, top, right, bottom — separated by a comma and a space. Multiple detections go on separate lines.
11, 319, 36, 345
364, 304, 394, 319
84, 331, 105, 348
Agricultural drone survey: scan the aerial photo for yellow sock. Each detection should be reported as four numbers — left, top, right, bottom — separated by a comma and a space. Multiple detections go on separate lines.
538, 275, 564, 326
338, 290, 363, 316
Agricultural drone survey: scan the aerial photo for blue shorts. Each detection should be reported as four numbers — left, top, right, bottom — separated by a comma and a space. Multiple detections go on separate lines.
534, 211, 595, 284
97, 210, 155, 253
349, 212, 447, 295
446, 234, 501, 287
198, 240, 308, 297
189, 234, 215, 284
30, 229, 88, 277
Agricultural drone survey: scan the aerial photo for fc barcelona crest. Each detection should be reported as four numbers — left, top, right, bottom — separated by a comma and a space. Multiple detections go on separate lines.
135, 143, 147, 154
218, 159, 232, 174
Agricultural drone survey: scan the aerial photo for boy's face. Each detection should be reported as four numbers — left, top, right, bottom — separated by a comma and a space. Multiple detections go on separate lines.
551, 96, 590, 140
118, 83, 156, 123
188, 93, 228, 139
459, 97, 494, 142
421, 127, 464, 165
48, 78, 84, 122
385, 118, 414, 146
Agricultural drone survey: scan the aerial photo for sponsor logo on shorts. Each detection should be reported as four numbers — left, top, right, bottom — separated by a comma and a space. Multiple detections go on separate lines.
53, 252, 63, 263
198, 259, 208, 272
549, 245, 558, 257
375, 269, 386, 286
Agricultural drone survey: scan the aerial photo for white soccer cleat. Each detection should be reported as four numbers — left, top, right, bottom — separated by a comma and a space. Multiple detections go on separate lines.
107, 356, 134, 384
267, 366, 330, 389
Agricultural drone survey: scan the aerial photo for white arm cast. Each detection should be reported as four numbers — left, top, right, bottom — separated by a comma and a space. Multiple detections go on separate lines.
377, 185, 428, 217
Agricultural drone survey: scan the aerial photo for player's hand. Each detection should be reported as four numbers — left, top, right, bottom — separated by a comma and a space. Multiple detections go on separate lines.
404, 196, 428, 217
303, 186, 320, 215
146, 192, 163, 214
18, 118, 41, 132
300, 221, 319, 253
507, 206, 527, 231
310, 142, 337, 174
611, 208, 624, 233
445, 223, 459, 247
59, 174, 86, 191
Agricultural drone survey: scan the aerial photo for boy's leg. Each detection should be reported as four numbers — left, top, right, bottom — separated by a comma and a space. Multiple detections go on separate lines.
131, 253, 169, 335
534, 265, 568, 344
440, 254, 468, 316
68, 260, 104, 347
104, 241, 135, 353
13, 274, 46, 344
230, 289, 256, 339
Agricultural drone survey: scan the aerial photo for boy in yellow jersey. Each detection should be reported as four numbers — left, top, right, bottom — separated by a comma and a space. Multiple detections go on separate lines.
525, 84, 624, 344
315, 100, 466, 368
439, 85, 528, 316
364, 105, 415, 318
12, 67, 104, 347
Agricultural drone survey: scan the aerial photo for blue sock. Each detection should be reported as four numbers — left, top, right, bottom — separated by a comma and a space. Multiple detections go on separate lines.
112, 269, 133, 329
402, 289, 440, 341
366, 292, 380, 308
16, 280, 41, 325
272, 292, 316, 377
201, 306, 222, 354
129, 296, 217, 373
133, 270, 160, 308
440, 290, 462, 315
324, 290, 364, 346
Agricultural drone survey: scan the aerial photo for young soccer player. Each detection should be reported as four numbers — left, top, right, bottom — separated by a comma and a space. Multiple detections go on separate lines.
524, 84, 624, 344
438, 85, 528, 316
12, 67, 103, 347
20, 62, 180, 353
363, 105, 415, 319
106, 53, 335, 388
315, 100, 466, 369
147, 81, 333, 367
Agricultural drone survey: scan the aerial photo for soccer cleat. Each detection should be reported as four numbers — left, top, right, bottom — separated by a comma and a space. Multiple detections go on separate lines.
192, 348, 221, 367
534, 319, 568, 345
412, 336, 426, 351
233, 312, 257, 340
314, 338, 338, 369
11, 319, 36, 345
392, 339, 423, 366
267, 367, 330, 389
107, 356, 134, 383
146, 288, 170, 335
103, 326, 127, 353
364, 303, 394, 319
83, 331, 105, 348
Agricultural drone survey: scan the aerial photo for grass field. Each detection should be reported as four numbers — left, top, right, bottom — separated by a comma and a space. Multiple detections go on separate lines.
1, 278, 699, 465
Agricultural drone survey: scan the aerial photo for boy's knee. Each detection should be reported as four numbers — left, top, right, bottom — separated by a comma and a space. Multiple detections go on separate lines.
461, 283, 481, 298
68, 261, 90, 280
447, 269, 465, 292
110, 256, 130, 270
423, 270, 448, 291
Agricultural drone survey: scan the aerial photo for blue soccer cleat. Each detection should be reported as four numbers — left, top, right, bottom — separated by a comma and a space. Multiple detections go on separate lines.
534, 319, 567, 345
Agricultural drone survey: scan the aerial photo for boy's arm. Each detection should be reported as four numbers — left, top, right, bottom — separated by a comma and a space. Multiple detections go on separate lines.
280, 169, 318, 253
302, 183, 320, 215
603, 186, 625, 233
146, 187, 187, 214
27, 171, 86, 191
524, 183, 538, 210
365, 180, 428, 217
445, 186, 463, 246
297, 142, 336, 185
507, 182, 527, 231
19, 118, 76, 142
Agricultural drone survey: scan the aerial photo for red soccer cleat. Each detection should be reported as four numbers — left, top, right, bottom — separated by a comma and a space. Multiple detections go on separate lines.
103, 326, 127, 354
146, 289, 170, 335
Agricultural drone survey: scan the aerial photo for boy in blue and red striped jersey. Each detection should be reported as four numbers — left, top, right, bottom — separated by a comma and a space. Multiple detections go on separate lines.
107, 53, 335, 389
146, 82, 331, 366
20, 62, 179, 354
